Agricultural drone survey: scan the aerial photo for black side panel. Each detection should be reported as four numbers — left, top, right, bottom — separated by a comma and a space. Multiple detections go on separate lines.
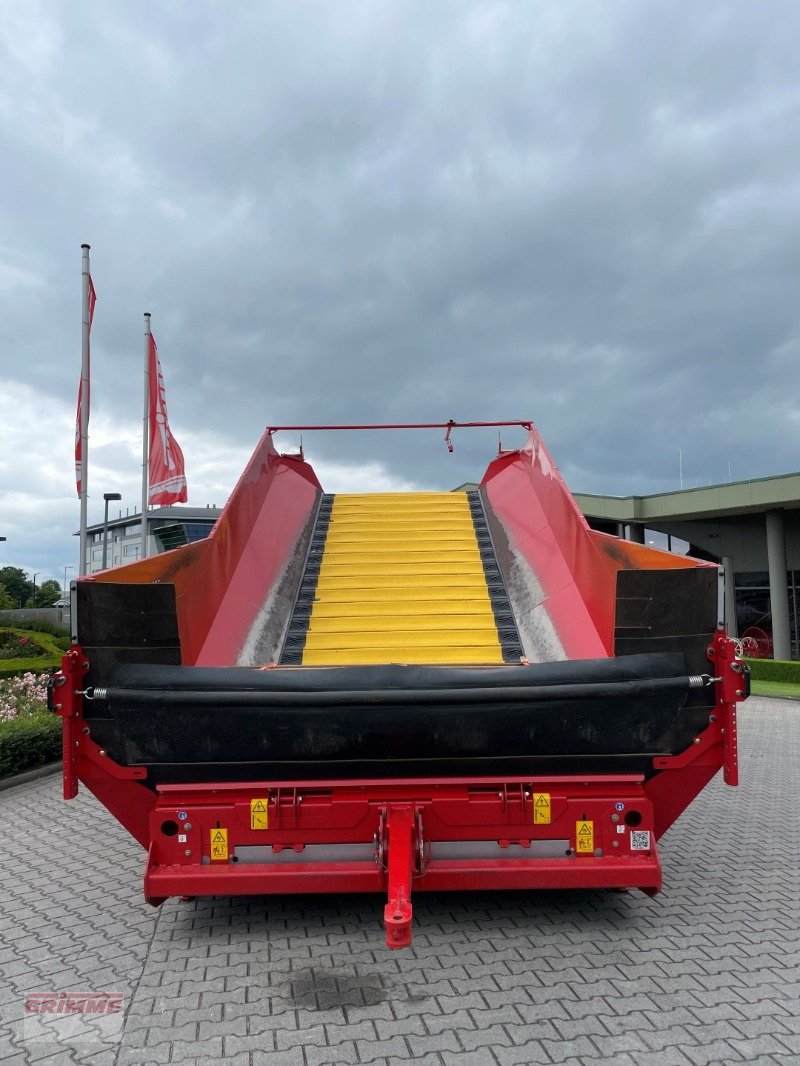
614, 567, 717, 675
614, 566, 717, 738
279, 494, 334, 665
77, 582, 181, 683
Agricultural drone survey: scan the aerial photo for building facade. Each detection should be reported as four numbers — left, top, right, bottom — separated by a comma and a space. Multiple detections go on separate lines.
82, 506, 221, 575
575, 474, 800, 660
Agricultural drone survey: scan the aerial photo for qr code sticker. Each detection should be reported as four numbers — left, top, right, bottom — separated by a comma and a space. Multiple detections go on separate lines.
630, 830, 651, 851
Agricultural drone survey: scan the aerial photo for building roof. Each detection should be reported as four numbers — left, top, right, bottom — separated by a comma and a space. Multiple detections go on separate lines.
574, 471, 800, 524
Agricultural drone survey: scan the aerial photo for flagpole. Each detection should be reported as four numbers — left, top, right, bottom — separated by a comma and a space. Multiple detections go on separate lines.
78, 244, 91, 577
141, 312, 151, 561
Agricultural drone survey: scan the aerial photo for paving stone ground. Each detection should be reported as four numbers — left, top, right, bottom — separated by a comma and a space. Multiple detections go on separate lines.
1, 695, 798, 1065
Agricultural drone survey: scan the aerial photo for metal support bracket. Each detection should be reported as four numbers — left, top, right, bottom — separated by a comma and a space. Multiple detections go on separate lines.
51, 647, 89, 800
653, 630, 746, 785
707, 629, 746, 786
708, 626, 746, 788
77, 734, 148, 780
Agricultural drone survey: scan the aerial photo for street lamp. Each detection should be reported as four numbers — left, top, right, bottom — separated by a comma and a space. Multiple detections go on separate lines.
32, 571, 40, 608
101, 493, 122, 571
63, 564, 74, 595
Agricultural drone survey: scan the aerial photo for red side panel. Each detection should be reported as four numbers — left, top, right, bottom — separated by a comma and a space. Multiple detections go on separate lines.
481, 431, 615, 658
88, 431, 322, 666
480, 430, 713, 660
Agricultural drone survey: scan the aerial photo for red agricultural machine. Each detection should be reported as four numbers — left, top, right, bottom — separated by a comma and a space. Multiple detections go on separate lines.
51, 422, 748, 948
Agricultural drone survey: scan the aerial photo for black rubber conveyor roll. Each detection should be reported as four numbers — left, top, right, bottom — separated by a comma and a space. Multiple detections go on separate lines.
81, 653, 712, 784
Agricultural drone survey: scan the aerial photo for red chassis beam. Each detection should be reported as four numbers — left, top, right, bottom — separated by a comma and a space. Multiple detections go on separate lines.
143, 774, 663, 948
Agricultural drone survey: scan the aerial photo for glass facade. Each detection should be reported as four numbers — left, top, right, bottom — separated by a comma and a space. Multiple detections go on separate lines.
183, 522, 215, 543
735, 571, 799, 659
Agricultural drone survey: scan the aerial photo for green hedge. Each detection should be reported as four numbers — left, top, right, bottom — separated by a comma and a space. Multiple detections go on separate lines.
13, 619, 70, 646
743, 657, 800, 684
0, 656, 61, 679
0, 714, 61, 779
0, 626, 65, 656
0, 627, 63, 677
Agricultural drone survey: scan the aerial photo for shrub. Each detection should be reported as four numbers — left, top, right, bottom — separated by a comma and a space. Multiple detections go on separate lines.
0, 671, 49, 722
14, 619, 71, 648
0, 658, 60, 680
0, 627, 62, 678
0, 632, 47, 659
0, 671, 60, 779
13, 617, 69, 637
743, 657, 800, 684
0, 715, 61, 778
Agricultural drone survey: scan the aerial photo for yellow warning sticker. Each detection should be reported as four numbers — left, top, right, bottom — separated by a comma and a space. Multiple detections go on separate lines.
576, 820, 594, 853
250, 798, 269, 830
533, 792, 551, 824
210, 828, 228, 861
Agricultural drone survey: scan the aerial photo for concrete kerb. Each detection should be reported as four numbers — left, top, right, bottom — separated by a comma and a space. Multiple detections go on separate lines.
0, 760, 62, 792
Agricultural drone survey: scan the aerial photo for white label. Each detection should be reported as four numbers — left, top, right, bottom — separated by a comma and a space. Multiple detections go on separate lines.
630, 830, 651, 851
616, 824, 625, 834
178, 834, 187, 843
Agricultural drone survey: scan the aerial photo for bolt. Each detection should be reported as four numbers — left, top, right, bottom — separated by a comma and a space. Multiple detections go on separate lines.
184, 823, 192, 831
184, 849, 192, 857
612, 841, 619, 848
693, 738, 701, 744
611, 814, 619, 823
99, 749, 106, 756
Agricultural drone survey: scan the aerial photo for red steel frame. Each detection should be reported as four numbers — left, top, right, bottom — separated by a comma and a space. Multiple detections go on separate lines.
53, 630, 745, 949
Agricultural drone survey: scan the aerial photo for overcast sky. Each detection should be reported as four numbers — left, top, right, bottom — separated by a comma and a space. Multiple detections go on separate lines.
2, 1, 800, 584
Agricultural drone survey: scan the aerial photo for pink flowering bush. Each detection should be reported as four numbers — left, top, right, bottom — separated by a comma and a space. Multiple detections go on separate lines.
0, 672, 48, 723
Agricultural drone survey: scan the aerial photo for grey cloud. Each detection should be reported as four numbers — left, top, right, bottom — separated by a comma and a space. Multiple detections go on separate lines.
2, 0, 800, 576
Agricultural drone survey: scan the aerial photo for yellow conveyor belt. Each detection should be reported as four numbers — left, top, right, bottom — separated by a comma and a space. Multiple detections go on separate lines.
302, 493, 503, 666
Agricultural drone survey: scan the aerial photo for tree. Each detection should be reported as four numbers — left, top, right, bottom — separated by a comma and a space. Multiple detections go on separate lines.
0, 567, 32, 607
36, 580, 62, 607
0, 583, 14, 610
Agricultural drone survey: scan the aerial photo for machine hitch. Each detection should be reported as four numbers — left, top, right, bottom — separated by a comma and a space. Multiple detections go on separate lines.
378, 804, 422, 949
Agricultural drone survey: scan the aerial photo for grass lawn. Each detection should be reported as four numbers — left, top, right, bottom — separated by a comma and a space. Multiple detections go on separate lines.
751, 679, 800, 700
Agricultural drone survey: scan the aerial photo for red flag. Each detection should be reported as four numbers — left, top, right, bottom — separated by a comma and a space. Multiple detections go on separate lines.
147, 334, 188, 505
75, 277, 97, 495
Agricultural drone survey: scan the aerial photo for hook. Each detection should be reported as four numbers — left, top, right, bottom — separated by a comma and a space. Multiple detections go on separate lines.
444, 420, 455, 453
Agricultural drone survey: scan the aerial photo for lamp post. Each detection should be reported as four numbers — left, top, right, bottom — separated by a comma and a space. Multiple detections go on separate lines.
32, 571, 40, 608
102, 493, 122, 571
63, 564, 74, 595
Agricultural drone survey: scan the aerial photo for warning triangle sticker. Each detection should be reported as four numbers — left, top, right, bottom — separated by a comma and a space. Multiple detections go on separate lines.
212, 830, 226, 842
535, 795, 549, 806
578, 823, 592, 835
252, 800, 267, 812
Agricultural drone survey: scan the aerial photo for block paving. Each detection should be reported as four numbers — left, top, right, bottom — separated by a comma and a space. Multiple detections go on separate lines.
0, 695, 797, 1064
